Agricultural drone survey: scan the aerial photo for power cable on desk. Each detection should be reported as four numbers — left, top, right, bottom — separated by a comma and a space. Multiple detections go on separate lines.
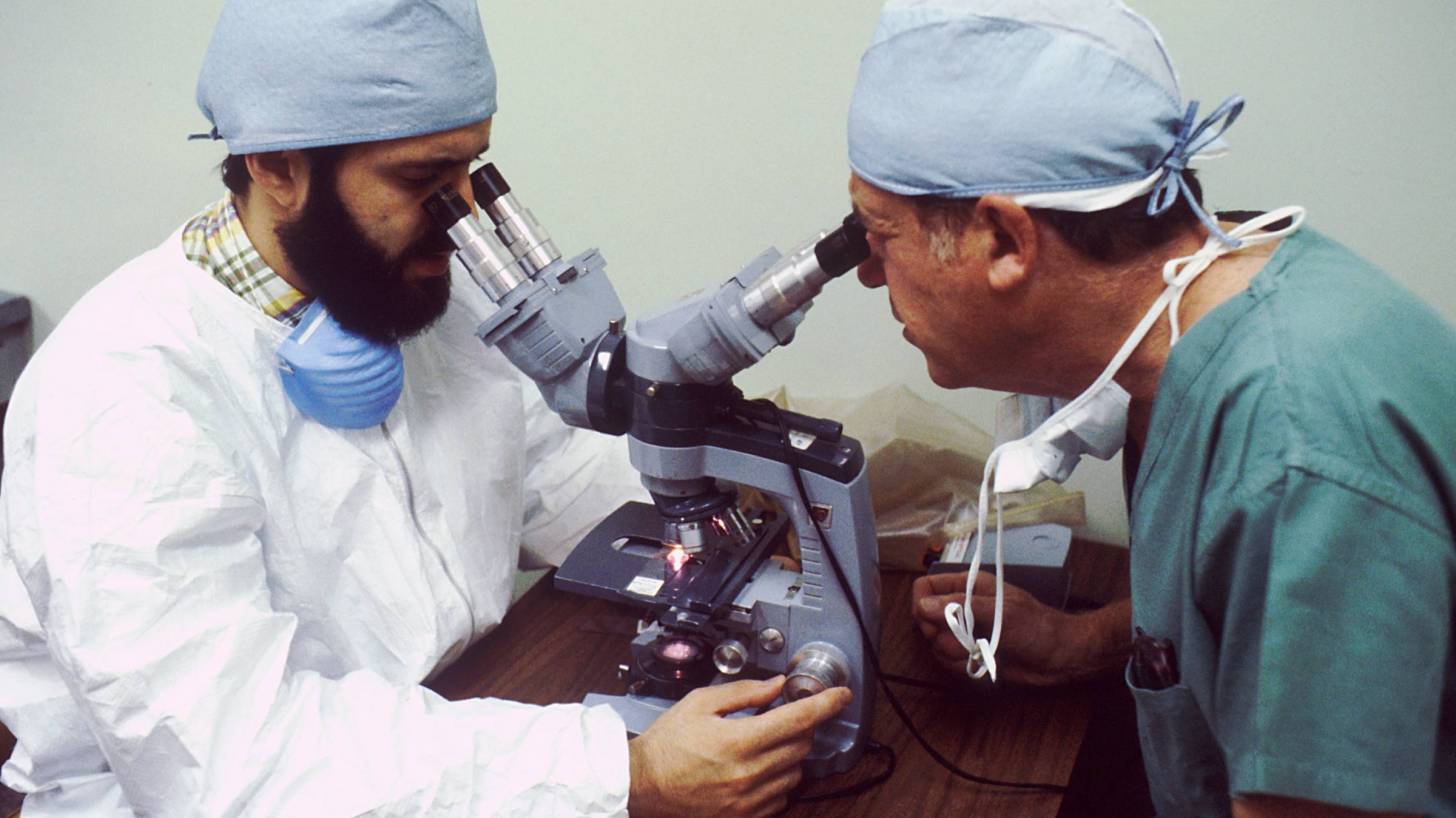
754, 400, 1067, 796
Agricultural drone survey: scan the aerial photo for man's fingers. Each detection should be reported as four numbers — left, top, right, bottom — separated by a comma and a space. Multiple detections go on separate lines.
915, 570, 972, 596
769, 554, 801, 572
913, 571, 999, 615
752, 686, 852, 744
732, 736, 811, 818
914, 569, 1000, 596
932, 630, 970, 664
969, 593, 999, 629
915, 592, 964, 623
914, 571, 1009, 636
748, 766, 804, 817
749, 792, 794, 818
933, 653, 966, 675
686, 675, 786, 716
752, 735, 815, 772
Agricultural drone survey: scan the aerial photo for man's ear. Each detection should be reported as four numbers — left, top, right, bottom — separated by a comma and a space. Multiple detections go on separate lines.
974, 196, 1038, 293
244, 151, 311, 215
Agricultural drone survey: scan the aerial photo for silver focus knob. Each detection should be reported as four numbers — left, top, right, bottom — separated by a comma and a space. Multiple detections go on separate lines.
757, 628, 785, 654
784, 642, 849, 701
713, 639, 749, 675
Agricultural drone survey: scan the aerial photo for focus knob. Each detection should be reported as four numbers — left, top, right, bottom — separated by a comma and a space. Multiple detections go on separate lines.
784, 642, 849, 701
713, 639, 749, 675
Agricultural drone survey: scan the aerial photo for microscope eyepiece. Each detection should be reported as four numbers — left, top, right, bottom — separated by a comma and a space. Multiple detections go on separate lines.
811, 213, 871, 279
423, 186, 472, 229
423, 185, 530, 302
731, 213, 870, 346
468, 163, 562, 274
470, 163, 512, 208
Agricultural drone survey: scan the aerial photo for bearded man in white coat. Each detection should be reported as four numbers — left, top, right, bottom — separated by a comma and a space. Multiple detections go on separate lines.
0, 3, 848, 816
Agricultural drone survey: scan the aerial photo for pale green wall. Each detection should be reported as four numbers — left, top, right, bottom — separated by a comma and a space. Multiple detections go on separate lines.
3, 2, 1453, 544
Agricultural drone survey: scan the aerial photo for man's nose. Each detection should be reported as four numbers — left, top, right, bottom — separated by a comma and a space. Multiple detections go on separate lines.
449, 171, 475, 211
857, 255, 886, 289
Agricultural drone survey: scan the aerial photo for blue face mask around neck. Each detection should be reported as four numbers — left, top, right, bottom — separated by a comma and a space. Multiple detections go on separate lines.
277, 300, 404, 429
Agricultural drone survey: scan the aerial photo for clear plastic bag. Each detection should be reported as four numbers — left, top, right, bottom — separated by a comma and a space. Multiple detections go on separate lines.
763, 384, 1085, 571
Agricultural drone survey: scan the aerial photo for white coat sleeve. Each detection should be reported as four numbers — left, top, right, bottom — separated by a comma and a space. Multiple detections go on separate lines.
516, 378, 648, 569
8, 347, 629, 817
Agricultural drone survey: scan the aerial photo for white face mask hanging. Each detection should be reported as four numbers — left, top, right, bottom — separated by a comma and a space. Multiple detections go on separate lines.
941, 205, 1307, 682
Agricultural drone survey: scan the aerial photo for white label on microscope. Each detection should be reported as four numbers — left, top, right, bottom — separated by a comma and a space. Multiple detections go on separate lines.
625, 576, 664, 597
788, 430, 815, 451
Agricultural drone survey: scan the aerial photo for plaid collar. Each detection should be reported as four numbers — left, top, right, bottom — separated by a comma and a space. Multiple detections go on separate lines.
181, 195, 311, 327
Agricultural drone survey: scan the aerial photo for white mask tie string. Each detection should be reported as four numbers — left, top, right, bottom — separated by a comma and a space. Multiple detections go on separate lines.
944, 205, 1307, 684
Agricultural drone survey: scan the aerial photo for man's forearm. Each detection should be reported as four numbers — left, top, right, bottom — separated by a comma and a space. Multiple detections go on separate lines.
1234, 794, 1419, 818
1053, 596, 1133, 683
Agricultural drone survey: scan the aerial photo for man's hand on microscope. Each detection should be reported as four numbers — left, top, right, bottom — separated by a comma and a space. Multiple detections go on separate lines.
627, 675, 851, 818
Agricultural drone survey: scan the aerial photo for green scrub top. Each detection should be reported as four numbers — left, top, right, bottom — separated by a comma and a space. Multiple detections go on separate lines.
1128, 228, 1456, 816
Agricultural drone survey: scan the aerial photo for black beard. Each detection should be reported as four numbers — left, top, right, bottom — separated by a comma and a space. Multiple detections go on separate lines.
275, 161, 454, 344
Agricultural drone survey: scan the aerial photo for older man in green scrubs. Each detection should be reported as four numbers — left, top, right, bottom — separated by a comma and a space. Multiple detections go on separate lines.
846, 2, 1456, 816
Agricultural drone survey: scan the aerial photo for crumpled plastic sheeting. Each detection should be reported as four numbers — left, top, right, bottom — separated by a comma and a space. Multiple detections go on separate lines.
764, 384, 1085, 571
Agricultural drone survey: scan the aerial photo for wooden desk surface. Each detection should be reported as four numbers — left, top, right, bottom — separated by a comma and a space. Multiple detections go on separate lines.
430, 546, 1124, 817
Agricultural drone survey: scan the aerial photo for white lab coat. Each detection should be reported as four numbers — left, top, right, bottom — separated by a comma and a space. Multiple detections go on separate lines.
0, 229, 645, 817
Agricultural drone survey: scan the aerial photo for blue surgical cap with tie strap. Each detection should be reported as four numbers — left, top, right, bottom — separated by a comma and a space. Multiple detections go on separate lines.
1146, 97, 1244, 243
848, 0, 1247, 247
194, 0, 497, 155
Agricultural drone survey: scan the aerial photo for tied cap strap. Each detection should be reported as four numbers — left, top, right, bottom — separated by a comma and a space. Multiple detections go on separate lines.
1147, 96, 1246, 247
188, 126, 223, 142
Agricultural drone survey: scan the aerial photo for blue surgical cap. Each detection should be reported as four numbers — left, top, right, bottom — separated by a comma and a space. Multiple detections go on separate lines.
195, 0, 497, 154
848, 0, 1243, 242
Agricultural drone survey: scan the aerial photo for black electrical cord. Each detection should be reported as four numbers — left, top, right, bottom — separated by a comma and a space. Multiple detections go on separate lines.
752, 399, 1067, 795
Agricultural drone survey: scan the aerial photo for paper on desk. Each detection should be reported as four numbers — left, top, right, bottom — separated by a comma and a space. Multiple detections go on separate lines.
761, 384, 1085, 572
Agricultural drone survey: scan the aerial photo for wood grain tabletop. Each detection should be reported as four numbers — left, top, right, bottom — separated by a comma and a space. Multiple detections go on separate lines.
430, 564, 1111, 817
0, 540, 1125, 817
